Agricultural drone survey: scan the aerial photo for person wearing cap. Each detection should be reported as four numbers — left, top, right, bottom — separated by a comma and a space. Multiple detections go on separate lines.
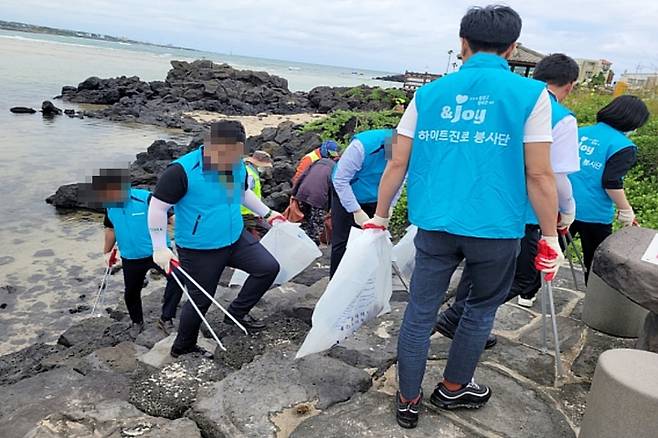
241, 150, 274, 238
148, 120, 285, 358
92, 168, 181, 339
292, 140, 339, 185
329, 128, 398, 277
363, 5, 561, 428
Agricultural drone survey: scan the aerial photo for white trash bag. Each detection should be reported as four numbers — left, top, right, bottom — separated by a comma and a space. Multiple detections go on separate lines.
296, 227, 392, 358
230, 221, 322, 287
392, 225, 418, 284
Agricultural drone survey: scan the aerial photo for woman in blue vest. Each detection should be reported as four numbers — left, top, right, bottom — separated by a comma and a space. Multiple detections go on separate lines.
569, 95, 650, 282
329, 128, 396, 276
364, 5, 562, 428
148, 120, 285, 359
95, 170, 181, 339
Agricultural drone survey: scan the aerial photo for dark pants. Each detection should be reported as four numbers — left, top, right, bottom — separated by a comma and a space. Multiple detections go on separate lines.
173, 230, 279, 350
329, 184, 377, 277
397, 229, 519, 399
121, 256, 181, 324
568, 220, 612, 283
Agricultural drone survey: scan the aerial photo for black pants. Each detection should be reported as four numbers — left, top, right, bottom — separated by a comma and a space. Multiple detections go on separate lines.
329, 184, 377, 277
121, 257, 181, 324
173, 230, 279, 350
568, 220, 612, 283
505, 224, 542, 301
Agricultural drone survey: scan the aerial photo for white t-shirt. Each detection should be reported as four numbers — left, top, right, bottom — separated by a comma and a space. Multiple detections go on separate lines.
397, 89, 553, 144
550, 114, 580, 174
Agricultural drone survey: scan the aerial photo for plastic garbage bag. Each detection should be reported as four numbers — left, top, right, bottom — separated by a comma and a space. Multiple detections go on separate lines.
230, 221, 322, 287
392, 225, 417, 284
296, 227, 392, 358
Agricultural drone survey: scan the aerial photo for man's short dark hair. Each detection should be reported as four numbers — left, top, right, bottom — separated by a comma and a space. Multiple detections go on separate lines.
208, 120, 246, 144
459, 5, 522, 54
597, 95, 650, 132
533, 54, 580, 86
91, 168, 130, 190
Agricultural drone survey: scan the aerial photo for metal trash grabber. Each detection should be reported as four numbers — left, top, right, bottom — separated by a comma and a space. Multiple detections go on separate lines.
91, 247, 117, 316
541, 276, 565, 378
565, 231, 586, 274
170, 260, 248, 336
559, 231, 580, 291
169, 269, 227, 351
392, 262, 410, 293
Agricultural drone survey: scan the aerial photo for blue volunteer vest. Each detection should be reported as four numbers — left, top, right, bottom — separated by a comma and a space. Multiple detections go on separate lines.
526, 92, 575, 225
349, 129, 393, 204
107, 188, 156, 260
173, 146, 246, 249
569, 123, 634, 224
408, 53, 547, 239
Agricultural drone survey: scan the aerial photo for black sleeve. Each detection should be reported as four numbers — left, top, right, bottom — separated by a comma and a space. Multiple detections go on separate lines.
153, 163, 188, 204
602, 147, 637, 190
103, 210, 113, 228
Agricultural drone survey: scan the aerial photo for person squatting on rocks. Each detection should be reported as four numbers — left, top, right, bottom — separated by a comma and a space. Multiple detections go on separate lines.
436, 52, 583, 347
568, 95, 650, 282
148, 120, 286, 359
329, 129, 403, 277
363, 5, 563, 428
241, 150, 274, 239
94, 169, 182, 339
292, 139, 340, 185
291, 155, 336, 244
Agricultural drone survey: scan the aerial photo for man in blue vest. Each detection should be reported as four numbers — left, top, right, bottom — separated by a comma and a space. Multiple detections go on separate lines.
94, 169, 181, 339
435, 53, 582, 347
148, 120, 284, 358
364, 5, 562, 428
329, 128, 397, 276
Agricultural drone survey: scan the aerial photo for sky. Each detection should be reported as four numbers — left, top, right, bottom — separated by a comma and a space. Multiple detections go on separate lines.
2, 0, 657, 76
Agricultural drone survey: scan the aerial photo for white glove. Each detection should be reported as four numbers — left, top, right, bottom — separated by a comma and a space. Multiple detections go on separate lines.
103, 249, 120, 267
266, 210, 287, 225
363, 214, 389, 230
557, 211, 575, 231
617, 208, 636, 227
353, 209, 371, 227
153, 247, 176, 273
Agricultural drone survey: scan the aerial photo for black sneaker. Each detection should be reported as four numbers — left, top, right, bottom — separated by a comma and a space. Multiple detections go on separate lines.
430, 380, 492, 410
170, 344, 214, 359
435, 316, 498, 350
157, 318, 175, 335
395, 390, 422, 429
224, 313, 266, 331
129, 322, 144, 339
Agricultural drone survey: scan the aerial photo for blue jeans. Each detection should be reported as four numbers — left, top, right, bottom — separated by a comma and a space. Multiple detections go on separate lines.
397, 229, 519, 399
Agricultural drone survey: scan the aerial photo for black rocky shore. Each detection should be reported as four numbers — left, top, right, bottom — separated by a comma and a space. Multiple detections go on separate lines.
46, 59, 405, 213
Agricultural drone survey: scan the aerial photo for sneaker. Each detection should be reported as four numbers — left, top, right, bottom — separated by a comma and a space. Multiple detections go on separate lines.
430, 380, 492, 410
224, 313, 266, 331
157, 318, 175, 335
517, 295, 536, 308
129, 322, 144, 339
170, 344, 214, 359
395, 391, 422, 429
435, 317, 498, 350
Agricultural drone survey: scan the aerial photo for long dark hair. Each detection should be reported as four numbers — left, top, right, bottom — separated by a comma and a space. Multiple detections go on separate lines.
597, 95, 650, 132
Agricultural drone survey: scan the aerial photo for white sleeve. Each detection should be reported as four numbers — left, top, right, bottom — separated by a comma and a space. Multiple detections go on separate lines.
550, 115, 580, 174
523, 89, 553, 143
396, 96, 417, 139
555, 173, 576, 215
242, 189, 271, 217
148, 196, 172, 250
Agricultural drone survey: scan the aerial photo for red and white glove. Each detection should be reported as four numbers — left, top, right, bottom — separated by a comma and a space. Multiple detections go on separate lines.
266, 210, 286, 225
362, 215, 389, 230
153, 247, 177, 274
535, 236, 565, 281
557, 211, 575, 234
103, 248, 119, 267
617, 208, 637, 227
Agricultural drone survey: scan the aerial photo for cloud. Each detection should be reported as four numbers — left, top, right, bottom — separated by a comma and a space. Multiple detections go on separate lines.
1, 0, 656, 74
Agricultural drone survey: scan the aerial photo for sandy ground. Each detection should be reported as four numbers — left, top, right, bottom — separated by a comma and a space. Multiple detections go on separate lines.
184, 112, 326, 137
